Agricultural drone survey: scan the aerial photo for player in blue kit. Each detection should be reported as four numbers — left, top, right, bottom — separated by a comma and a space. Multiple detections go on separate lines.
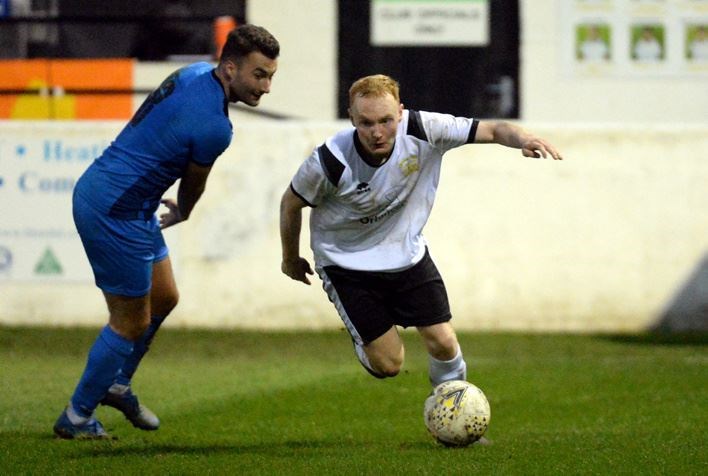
53, 24, 279, 439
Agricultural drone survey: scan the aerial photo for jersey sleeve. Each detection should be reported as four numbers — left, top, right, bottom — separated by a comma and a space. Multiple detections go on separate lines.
416, 110, 479, 153
188, 116, 233, 166
290, 147, 335, 207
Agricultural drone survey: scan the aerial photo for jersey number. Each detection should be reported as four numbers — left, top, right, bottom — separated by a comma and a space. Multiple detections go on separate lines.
130, 70, 179, 126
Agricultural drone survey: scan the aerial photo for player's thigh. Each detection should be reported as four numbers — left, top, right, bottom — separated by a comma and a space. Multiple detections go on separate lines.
390, 250, 452, 329
417, 322, 459, 360
73, 198, 156, 297
318, 266, 396, 345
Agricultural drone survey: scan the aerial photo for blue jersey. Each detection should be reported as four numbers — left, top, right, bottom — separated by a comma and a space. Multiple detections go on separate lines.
76, 62, 232, 219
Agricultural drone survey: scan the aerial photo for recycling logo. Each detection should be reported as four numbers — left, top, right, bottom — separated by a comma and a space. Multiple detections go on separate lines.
34, 247, 63, 275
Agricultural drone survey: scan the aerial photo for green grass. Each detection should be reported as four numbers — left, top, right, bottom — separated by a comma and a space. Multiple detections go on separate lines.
0, 327, 706, 475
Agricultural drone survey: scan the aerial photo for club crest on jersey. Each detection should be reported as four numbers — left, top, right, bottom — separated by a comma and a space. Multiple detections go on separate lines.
398, 155, 419, 177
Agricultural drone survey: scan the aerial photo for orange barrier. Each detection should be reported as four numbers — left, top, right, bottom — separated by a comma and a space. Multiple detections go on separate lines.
0, 59, 133, 119
213, 16, 237, 59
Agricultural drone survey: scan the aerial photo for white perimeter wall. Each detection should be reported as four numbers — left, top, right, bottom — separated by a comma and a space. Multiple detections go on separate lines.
1, 121, 707, 331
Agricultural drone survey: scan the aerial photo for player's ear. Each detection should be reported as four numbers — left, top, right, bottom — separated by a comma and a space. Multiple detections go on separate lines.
398, 103, 404, 117
222, 59, 236, 81
348, 108, 355, 126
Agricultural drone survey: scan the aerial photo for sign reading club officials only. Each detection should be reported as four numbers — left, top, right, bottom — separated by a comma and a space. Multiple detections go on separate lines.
371, 0, 489, 47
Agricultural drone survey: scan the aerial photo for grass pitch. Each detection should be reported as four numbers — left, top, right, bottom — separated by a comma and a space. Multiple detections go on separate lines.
0, 326, 706, 475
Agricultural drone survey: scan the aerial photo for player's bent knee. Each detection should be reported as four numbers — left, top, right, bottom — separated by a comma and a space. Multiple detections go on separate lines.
105, 292, 153, 340
151, 282, 180, 317
380, 366, 401, 378
420, 325, 459, 360
428, 343, 459, 361
157, 290, 180, 316
128, 317, 151, 341
373, 364, 401, 378
434, 334, 459, 357
112, 321, 148, 341
171, 289, 180, 309
371, 356, 404, 378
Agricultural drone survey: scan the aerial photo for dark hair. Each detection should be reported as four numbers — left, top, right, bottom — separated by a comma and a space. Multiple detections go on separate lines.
220, 24, 280, 62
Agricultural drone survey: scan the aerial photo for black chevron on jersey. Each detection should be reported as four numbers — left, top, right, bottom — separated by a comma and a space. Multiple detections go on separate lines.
466, 119, 480, 143
318, 143, 345, 186
291, 109, 476, 270
406, 110, 429, 142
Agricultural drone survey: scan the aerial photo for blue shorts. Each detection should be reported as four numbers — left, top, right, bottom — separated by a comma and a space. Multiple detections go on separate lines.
73, 192, 169, 297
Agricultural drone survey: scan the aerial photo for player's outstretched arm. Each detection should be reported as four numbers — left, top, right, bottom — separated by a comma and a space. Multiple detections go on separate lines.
160, 162, 213, 229
280, 187, 314, 285
474, 121, 563, 160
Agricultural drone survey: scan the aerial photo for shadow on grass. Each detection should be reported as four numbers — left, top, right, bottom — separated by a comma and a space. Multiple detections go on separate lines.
596, 332, 708, 347
0, 428, 437, 455
66, 439, 435, 458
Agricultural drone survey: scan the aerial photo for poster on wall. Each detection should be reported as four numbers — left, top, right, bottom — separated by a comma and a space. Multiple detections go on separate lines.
370, 0, 490, 46
563, 0, 708, 76
0, 126, 102, 282
0, 123, 178, 283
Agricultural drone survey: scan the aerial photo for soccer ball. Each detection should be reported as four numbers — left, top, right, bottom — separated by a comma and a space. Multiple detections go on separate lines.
424, 380, 491, 447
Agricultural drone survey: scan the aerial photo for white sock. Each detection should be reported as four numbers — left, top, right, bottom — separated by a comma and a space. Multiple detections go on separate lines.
429, 346, 467, 387
66, 403, 90, 425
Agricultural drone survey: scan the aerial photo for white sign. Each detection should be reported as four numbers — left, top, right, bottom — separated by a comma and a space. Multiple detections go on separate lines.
0, 122, 185, 283
371, 0, 489, 46
0, 124, 117, 282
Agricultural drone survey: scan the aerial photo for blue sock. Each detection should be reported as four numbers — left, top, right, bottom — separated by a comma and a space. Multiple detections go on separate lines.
70, 325, 134, 418
115, 315, 165, 387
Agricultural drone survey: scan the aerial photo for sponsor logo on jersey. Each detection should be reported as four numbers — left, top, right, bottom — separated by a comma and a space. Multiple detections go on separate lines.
398, 155, 419, 177
356, 182, 371, 194
359, 199, 406, 225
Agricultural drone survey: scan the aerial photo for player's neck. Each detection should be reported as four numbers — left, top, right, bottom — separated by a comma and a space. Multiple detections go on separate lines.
353, 131, 392, 167
213, 65, 232, 103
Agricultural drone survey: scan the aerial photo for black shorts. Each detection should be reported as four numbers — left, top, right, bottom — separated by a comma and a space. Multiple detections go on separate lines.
320, 249, 452, 345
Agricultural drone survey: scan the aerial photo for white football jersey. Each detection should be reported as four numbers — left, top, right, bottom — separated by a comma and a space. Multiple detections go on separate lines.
291, 109, 478, 271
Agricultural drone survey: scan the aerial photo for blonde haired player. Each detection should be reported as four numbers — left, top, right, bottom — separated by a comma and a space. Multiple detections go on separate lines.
281, 74, 562, 390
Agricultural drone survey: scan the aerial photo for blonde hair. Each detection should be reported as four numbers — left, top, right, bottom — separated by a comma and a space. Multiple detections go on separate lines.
348, 75, 400, 108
